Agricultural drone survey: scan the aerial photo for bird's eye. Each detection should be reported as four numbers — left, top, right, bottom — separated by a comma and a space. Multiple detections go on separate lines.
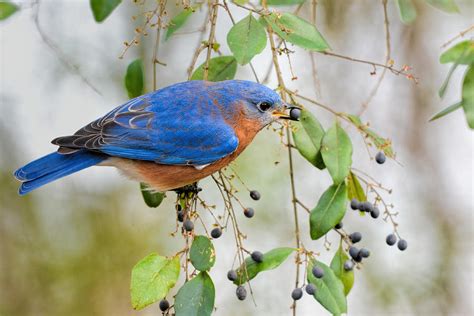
256, 102, 272, 112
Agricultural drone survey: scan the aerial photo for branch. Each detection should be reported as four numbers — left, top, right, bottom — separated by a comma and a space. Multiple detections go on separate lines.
203, 0, 219, 81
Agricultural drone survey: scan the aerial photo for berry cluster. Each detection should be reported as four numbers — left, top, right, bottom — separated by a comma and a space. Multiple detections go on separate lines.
350, 198, 380, 219
291, 266, 324, 300
228, 251, 264, 301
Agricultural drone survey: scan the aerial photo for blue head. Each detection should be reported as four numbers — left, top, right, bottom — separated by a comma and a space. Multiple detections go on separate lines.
211, 80, 290, 128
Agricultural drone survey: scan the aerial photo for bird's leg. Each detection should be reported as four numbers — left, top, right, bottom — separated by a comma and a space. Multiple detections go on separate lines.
173, 182, 203, 196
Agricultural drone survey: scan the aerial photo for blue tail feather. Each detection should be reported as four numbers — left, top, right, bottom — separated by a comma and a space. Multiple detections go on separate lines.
14, 150, 108, 195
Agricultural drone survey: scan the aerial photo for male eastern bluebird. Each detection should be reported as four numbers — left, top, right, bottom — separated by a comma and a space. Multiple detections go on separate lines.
14, 80, 295, 195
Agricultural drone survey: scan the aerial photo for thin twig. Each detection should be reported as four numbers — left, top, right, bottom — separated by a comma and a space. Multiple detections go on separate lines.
441, 24, 474, 48
152, 0, 167, 91
203, 0, 219, 80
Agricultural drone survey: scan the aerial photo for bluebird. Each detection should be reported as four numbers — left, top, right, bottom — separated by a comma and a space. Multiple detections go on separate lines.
14, 80, 296, 195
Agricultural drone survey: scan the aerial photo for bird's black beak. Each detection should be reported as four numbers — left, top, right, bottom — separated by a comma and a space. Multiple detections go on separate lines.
272, 103, 301, 121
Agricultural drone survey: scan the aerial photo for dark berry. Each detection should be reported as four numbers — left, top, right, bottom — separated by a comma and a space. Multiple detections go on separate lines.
359, 202, 374, 213
183, 219, 194, 232
375, 151, 386, 164
176, 204, 182, 211
305, 283, 316, 295
349, 246, 360, 259
350, 198, 360, 210
227, 270, 237, 281
291, 288, 303, 300
354, 254, 363, 262
335, 222, 343, 229
159, 299, 170, 311
312, 266, 324, 279
211, 227, 222, 239
250, 190, 261, 201
386, 233, 397, 246
370, 207, 380, 219
244, 208, 255, 218
251, 251, 264, 263
359, 248, 370, 258
349, 232, 362, 243
177, 210, 184, 222
290, 108, 301, 120
343, 260, 354, 271
236, 285, 247, 300
397, 239, 408, 251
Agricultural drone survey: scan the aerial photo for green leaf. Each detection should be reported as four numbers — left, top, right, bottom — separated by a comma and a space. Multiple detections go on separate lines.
90, 0, 121, 22
264, 13, 330, 52
330, 243, 354, 296
165, 6, 198, 40
425, 0, 459, 13
130, 254, 180, 310
0, 1, 18, 20
439, 62, 460, 98
310, 183, 347, 240
321, 122, 352, 184
190, 236, 216, 271
266, 0, 306, 6
307, 259, 347, 315
395, 0, 417, 24
461, 66, 474, 129
440, 40, 474, 65
175, 272, 215, 316
190, 56, 238, 82
347, 172, 366, 203
227, 14, 267, 65
125, 59, 144, 98
234, 247, 294, 285
140, 183, 165, 208
292, 109, 325, 169
429, 101, 462, 122
345, 114, 396, 158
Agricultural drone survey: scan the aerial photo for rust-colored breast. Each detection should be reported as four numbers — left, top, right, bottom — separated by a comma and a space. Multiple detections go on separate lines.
129, 103, 261, 191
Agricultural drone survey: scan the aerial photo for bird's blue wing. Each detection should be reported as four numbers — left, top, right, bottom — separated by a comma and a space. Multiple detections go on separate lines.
52, 82, 239, 165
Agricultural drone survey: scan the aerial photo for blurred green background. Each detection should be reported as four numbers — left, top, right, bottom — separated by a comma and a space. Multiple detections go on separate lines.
1, 0, 473, 315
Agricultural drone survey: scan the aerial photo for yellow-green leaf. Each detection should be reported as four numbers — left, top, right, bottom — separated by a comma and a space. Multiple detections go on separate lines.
125, 59, 144, 99
0, 1, 18, 20
191, 56, 237, 82
90, 0, 121, 23
321, 122, 353, 184
165, 6, 198, 40
307, 259, 347, 314
440, 40, 474, 65
310, 183, 347, 240
234, 247, 295, 285
395, 0, 417, 24
330, 243, 354, 296
264, 12, 329, 51
175, 272, 215, 316
426, 0, 459, 13
130, 254, 180, 310
227, 14, 267, 65
461, 65, 474, 129
347, 172, 366, 203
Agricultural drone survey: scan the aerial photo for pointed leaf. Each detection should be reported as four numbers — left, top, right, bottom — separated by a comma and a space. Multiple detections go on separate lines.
191, 56, 237, 82
440, 40, 474, 65
310, 183, 347, 240
0, 1, 18, 20
395, 0, 417, 24
461, 65, 474, 129
125, 59, 144, 98
439, 62, 460, 98
426, 0, 459, 13
429, 101, 462, 122
307, 259, 347, 315
190, 236, 216, 271
234, 247, 295, 285
330, 243, 354, 296
227, 14, 267, 65
140, 183, 165, 208
345, 114, 396, 158
321, 122, 353, 184
175, 272, 215, 316
292, 109, 325, 169
264, 13, 330, 51
90, 0, 121, 22
166, 6, 198, 40
131, 254, 180, 310
347, 172, 366, 203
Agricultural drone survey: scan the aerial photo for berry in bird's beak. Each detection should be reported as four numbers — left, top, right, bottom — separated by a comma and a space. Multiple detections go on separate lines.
272, 103, 301, 121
